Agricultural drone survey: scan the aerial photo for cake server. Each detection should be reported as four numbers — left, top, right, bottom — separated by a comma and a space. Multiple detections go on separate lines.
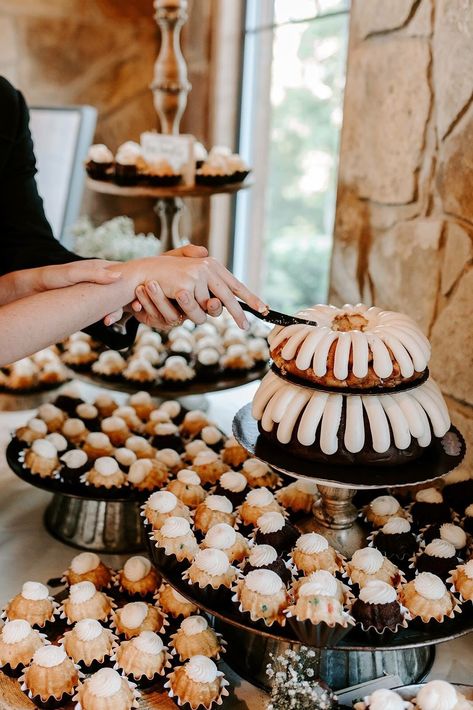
239, 301, 317, 327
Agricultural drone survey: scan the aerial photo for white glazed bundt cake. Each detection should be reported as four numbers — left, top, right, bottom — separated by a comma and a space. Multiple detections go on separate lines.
269, 303, 430, 390
252, 370, 451, 465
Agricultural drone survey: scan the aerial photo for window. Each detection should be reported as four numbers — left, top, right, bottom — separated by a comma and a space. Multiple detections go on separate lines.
233, 0, 349, 312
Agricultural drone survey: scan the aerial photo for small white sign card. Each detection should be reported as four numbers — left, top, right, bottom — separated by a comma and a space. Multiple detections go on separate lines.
140, 132, 195, 186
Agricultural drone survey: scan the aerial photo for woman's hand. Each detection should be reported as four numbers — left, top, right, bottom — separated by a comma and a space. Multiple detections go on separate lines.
131, 249, 267, 330
132, 245, 224, 330
39, 260, 122, 291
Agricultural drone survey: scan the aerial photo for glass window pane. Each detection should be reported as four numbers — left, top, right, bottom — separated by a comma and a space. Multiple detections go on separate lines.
260, 9, 348, 312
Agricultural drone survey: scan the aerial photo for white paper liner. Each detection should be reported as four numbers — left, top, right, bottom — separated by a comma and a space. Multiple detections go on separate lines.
73, 672, 141, 709
59, 594, 116, 625
2, 597, 60, 628
230, 587, 287, 628
168, 629, 227, 661
164, 668, 229, 710
111, 644, 172, 679
19, 661, 84, 703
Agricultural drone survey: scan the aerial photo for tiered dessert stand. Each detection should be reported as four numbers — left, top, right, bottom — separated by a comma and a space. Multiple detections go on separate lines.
87, 0, 252, 251
141, 349, 472, 690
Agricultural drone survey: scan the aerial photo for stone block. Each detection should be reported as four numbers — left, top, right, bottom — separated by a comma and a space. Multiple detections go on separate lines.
339, 38, 431, 204
352, 0, 418, 40
441, 222, 472, 296
430, 268, 473, 407
433, 0, 473, 140
437, 102, 473, 225
445, 395, 473, 471
368, 218, 443, 332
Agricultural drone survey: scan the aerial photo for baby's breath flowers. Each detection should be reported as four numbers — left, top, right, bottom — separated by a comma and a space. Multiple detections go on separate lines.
266, 645, 336, 710
71, 216, 161, 262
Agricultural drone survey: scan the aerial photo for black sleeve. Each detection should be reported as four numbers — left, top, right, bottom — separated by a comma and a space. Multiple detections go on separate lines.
0, 77, 138, 349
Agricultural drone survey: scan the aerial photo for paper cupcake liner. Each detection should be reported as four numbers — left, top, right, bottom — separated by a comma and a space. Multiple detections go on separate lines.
1, 661, 30, 678
61, 570, 118, 592
352, 606, 411, 643
164, 672, 229, 710
112, 647, 172, 688
20, 663, 83, 709
284, 608, 354, 647
182, 576, 234, 611
2, 599, 61, 631
59, 594, 116, 625
73, 673, 141, 709
230, 591, 286, 631
408, 596, 462, 630
151, 544, 193, 577
169, 631, 227, 662
79, 473, 129, 495
448, 578, 473, 609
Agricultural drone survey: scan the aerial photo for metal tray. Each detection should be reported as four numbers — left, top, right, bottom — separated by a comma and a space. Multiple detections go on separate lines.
233, 403, 466, 490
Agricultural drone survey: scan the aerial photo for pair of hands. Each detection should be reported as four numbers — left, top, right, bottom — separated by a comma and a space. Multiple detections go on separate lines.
49, 245, 267, 331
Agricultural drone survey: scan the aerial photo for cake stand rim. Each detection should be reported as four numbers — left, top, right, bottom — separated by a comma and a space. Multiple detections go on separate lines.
232, 403, 466, 490
71, 362, 268, 398
145, 527, 473, 652
86, 175, 254, 199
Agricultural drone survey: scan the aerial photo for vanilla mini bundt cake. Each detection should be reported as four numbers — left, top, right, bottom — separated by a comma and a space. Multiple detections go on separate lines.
252, 370, 451, 465
268, 303, 430, 390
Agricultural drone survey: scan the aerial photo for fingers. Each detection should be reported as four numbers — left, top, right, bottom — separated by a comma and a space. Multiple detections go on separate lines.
194, 280, 211, 310
103, 308, 123, 326
176, 289, 207, 325
144, 281, 181, 323
130, 299, 142, 312
206, 297, 223, 317
208, 275, 249, 329
214, 262, 267, 313
165, 245, 208, 258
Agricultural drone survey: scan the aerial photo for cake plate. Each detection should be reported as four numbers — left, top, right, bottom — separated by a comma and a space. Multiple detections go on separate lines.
0, 379, 71, 412
6, 439, 147, 554
233, 402, 466, 557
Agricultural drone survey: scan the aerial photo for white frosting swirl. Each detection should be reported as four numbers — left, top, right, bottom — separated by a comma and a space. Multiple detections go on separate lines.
204, 523, 237, 550
114, 448, 137, 467
88, 144, 113, 163
77, 403, 98, 419
46, 431, 67, 452
159, 400, 181, 418
184, 410, 208, 424
70, 552, 100, 575
194, 548, 230, 576
416, 680, 459, 710
296, 532, 329, 554
33, 645, 67, 668
31, 439, 57, 459
184, 655, 219, 684
364, 688, 410, 710
119, 602, 148, 629
293, 479, 319, 494
128, 459, 153, 484
245, 569, 283, 595
438, 524, 467, 550
86, 432, 111, 449
63, 419, 86, 437
21, 581, 49, 601
129, 391, 152, 405
123, 556, 152, 582
61, 449, 88, 469
463, 560, 473, 580
382, 517, 411, 535
193, 450, 218, 466
424, 539, 456, 559
370, 496, 400, 516
248, 545, 277, 567
2, 619, 33, 644
156, 449, 182, 468
185, 441, 209, 458
201, 426, 222, 445
359, 580, 397, 605
160, 516, 191, 538
26, 418, 48, 435
149, 410, 171, 424
177, 469, 201, 485
102, 416, 128, 433
181, 615, 208, 636
205, 495, 233, 513
243, 459, 271, 479
126, 435, 151, 452
148, 490, 178, 513
38, 403, 63, 422
245, 488, 274, 507
351, 548, 384, 574
256, 511, 285, 533
94, 457, 119, 477
131, 631, 164, 656
415, 488, 443, 504
153, 422, 178, 437
465, 503, 473, 517
219, 471, 247, 493
69, 581, 97, 604
87, 668, 122, 698
74, 618, 103, 642
132, 630, 163, 655
299, 572, 339, 598
414, 572, 446, 600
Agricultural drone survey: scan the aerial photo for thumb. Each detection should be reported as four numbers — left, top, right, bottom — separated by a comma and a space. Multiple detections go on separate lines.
165, 244, 208, 258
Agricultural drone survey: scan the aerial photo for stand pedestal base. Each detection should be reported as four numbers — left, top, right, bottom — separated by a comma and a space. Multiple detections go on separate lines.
217, 619, 435, 691
44, 494, 146, 554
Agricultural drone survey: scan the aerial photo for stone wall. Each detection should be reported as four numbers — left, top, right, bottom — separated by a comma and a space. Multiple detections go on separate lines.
0, 0, 214, 242
331, 0, 473, 468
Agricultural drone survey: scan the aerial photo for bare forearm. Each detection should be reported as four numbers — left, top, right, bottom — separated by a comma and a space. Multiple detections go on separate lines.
0, 268, 43, 305
0, 273, 139, 366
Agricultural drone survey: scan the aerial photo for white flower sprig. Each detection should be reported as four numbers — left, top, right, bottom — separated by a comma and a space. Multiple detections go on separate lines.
70, 216, 161, 262
265, 645, 336, 710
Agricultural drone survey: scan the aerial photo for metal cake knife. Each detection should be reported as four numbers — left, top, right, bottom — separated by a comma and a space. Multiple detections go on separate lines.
239, 301, 317, 327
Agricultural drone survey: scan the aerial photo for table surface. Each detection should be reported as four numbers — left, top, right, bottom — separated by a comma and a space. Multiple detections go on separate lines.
0, 380, 471, 709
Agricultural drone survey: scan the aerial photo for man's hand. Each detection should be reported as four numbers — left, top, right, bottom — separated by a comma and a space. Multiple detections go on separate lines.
40, 260, 122, 291
132, 244, 223, 330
